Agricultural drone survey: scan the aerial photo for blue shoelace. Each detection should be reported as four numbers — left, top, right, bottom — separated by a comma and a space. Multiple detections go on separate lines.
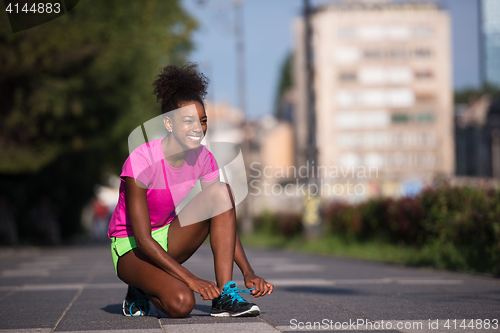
222, 284, 254, 303
129, 297, 149, 317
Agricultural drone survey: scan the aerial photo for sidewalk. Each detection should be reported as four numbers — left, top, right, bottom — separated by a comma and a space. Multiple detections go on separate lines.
0, 245, 498, 332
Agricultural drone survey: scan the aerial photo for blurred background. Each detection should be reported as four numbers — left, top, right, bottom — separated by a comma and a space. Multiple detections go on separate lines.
0, 0, 499, 274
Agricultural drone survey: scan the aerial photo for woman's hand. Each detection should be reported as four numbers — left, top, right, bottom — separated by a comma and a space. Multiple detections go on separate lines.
244, 272, 274, 298
186, 276, 221, 300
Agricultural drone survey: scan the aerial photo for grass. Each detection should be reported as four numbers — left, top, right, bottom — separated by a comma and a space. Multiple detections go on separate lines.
240, 232, 495, 275
241, 232, 415, 263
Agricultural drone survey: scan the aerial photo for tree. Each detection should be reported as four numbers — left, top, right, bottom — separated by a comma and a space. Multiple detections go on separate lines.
274, 52, 293, 120
454, 83, 500, 105
0, 0, 198, 241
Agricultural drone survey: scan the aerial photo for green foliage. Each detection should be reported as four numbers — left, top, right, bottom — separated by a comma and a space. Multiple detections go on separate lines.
0, 0, 196, 173
0, 0, 197, 240
274, 52, 292, 119
252, 186, 500, 275
454, 83, 500, 105
321, 186, 500, 275
323, 197, 426, 245
417, 186, 500, 273
254, 210, 302, 237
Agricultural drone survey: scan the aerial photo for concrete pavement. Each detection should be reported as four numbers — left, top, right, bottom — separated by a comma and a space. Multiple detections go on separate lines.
0, 244, 499, 332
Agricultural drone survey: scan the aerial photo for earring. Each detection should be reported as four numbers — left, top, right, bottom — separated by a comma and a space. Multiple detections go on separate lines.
169, 129, 172, 133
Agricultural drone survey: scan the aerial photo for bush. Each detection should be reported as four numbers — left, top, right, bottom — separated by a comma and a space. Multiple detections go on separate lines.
253, 186, 500, 275
322, 185, 500, 275
253, 210, 302, 237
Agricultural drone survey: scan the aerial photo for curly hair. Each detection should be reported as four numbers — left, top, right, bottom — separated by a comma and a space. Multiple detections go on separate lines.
152, 63, 209, 114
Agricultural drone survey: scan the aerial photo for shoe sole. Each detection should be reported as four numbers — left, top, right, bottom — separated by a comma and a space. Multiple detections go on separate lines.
123, 300, 148, 317
123, 300, 131, 317
123, 300, 136, 317
210, 305, 260, 317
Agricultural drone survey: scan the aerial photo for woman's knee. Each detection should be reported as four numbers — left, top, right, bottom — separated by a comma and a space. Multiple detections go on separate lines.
207, 182, 235, 208
162, 289, 195, 318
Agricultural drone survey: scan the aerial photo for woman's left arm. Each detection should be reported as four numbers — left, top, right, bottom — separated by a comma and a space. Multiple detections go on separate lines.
201, 177, 273, 298
234, 233, 274, 297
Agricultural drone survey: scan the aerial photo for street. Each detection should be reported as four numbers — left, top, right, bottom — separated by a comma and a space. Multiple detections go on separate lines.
0, 245, 498, 333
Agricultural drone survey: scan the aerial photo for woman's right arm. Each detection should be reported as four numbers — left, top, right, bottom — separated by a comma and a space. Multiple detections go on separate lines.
125, 176, 220, 300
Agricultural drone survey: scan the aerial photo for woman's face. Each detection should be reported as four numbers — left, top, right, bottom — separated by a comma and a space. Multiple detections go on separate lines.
165, 101, 207, 150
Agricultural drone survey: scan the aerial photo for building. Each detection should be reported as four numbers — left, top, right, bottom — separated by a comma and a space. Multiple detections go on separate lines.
455, 95, 500, 178
204, 100, 245, 144
481, 0, 500, 87
293, 0, 454, 197
246, 116, 298, 214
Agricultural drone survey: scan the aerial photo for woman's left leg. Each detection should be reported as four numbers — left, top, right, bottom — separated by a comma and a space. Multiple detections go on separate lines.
166, 182, 260, 317
167, 181, 237, 289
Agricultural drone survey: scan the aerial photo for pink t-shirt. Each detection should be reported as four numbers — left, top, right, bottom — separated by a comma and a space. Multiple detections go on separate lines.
108, 138, 219, 238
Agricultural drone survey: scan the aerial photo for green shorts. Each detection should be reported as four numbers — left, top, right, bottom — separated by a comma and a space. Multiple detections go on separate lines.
110, 223, 171, 276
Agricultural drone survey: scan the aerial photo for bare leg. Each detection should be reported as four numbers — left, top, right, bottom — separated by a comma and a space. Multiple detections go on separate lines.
117, 182, 237, 317
167, 182, 237, 289
117, 249, 195, 318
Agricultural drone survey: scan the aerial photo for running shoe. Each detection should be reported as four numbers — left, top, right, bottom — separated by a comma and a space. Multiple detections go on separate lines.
210, 281, 260, 317
123, 285, 150, 317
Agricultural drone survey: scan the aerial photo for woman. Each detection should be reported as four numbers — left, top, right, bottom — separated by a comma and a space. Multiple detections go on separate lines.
108, 63, 273, 318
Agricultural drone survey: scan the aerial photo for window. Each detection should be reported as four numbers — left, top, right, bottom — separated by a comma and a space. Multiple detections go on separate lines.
336, 91, 358, 107
364, 111, 390, 127
358, 67, 413, 85
384, 154, 393, 167
338, 27, 356, 39
362, 90, 385, 106
416, 153, 437, 167
416, 153, 427, 166
339, 25, 414, 42
389, 49, 406, 59
364, 49, 382, 59
416, 93, 436, 104
362, 133, 377, 148
416, 113, 435, 123
414, 48, 432, 58
416, 133, 437, 146
336, 112, 360, 128
403, 133, 413, 146
388, 26, 411, 40
388, 89, 415, 107
334, 48, 361, 64
355, 133, 390, 148
359, 26, 384, 40
392, 113, 410, 123
362, 48, 433, 61
394, 153, 410, 167
393, 133, 404, 146
415, 70, 433, 79
391, 113, 436, 125
336, 111, 389, 129
392, 133, 412, 146
337, 90, 415, 107
373, 133, 391, 147
338, 72, 357, 82
339, 153, 361, 167
359, 67, 385, 85
414, 26, 433, 38
338, 134, 360, 148
364, 153, 384, 167
388, 68, 413, 83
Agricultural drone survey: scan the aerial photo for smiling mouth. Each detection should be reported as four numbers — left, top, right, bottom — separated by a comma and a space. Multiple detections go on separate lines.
187, 135, 202, 142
